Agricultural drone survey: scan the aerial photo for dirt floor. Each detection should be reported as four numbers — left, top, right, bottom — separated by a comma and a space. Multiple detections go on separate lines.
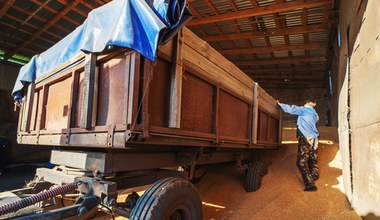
194, 127, 360, 219
196, 142, 360, 219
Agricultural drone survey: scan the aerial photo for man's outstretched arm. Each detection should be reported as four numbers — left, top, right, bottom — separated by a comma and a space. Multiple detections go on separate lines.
277, 101, 304, 116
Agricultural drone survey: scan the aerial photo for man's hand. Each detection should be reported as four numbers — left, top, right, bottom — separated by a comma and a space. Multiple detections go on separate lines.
276, 100, 280, 105
14, 101, 21, 111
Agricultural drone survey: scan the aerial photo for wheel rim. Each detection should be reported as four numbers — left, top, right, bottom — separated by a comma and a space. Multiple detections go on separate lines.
168, 204, 191, 220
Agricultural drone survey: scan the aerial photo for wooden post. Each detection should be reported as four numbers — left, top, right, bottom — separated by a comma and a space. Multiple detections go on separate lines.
214, 87, 220, 144
127, 53, 136, 126
80, 53, 96, 129
251, 83, 259, 144
169, 30, 184, 128
20, 83, 35, 132
142, 58, 151, 138
278, 110, 283, 146
17, 94, 24, 133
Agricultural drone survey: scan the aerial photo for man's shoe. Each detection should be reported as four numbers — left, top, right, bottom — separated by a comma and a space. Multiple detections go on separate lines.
304, 183, 318, 191
312, 174, 319, 181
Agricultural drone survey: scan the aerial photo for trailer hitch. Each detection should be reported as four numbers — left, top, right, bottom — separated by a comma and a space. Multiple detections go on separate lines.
11, 192, 99, 220
75, 194, 99, 216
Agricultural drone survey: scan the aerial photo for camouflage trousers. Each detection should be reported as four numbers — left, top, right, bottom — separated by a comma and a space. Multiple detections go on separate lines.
296, 136, 319, 185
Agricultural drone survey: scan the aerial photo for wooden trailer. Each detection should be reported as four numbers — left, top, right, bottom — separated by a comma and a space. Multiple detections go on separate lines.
18, 27, 281, 150
8, 27, 282, 219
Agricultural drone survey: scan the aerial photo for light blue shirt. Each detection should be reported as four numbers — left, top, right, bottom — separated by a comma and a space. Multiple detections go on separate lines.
279, 103, 319, 138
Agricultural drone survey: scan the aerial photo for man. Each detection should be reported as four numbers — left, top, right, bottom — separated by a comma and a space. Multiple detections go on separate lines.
277, 99, 319, 191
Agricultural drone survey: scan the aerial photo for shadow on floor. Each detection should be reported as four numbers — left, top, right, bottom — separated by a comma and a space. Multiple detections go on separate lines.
0, 164, 45, 192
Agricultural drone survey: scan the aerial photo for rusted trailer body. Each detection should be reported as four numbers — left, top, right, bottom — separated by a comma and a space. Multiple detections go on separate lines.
17, 27, 281, 151
7, 28, 282, 219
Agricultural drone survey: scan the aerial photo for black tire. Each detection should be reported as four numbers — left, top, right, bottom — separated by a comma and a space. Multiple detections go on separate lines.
245, 161, 268, 192
130, 177, 203, 220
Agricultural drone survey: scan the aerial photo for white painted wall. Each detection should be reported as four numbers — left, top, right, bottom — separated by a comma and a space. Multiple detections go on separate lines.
338, 0, 380, 216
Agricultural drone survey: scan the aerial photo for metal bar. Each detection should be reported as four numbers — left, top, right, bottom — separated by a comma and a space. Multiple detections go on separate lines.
251, 83, 259, 144
38, 84, 49, 132
169, 30, 184, 128
66, 71, 76, 145
141, 59, 151, 138
92, 66, 99, 127
110, 169, 187, 190
23, 83, 35, 132
14, 204, 82, 220
80, 53, 97, 129
127, 52, 136, 126
278, 111, 283, 146
16, 94, 24, 133
214, 87, 220, 144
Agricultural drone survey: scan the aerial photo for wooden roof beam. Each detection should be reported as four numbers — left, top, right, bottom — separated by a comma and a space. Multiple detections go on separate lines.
30, 0, 81, 26
4, 0, 84, 60
0, 21, 56, 45
244, 66, 325, 73
188, 0, 332, 26
220, 42, 326, 55
4, 13, 65, 40
0, 0, 15, 19
248, 74, 324, 80
234, 56, 326, 66
255, 79, 325, 84
258, 83, 326, 89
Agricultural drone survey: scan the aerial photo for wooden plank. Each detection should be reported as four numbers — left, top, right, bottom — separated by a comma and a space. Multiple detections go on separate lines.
157, 39, 173, 60
182, 44, 253, 103
66, 71, 76, 144
123, 53, 132, 126
257, 86, 280, 118
149, 125, 215, 140
69, 133, 108, 146
38, 134, 66, 145
169, 31, 184, 128
0, 0, 15, 19
23, 84, 35, 131
20, 135, 38, 145
142, 59, 151, 138
17, 94, 26, 132
131, 54, 141, 130
278, 110, 283, 145
182, 28, 254, 91
246, 66, 325, 73
234, 56, 326, 66
201, 25, 328, 42
80, 53, 96, 129
215, 87, 220, 144
92, 66, 99, 127
39, 85, 49, 130
250, 74, 323, 80
187, 0, 332, 26
220, 42, 326, 55
126, 52, 136, 126
251, 83, 259, 144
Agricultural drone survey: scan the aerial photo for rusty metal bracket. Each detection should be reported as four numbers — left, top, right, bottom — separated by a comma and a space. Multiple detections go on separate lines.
107, 125, 116, 147
76, 177, 117, 206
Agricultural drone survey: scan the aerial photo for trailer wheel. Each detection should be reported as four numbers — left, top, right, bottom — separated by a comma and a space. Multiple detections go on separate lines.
245, 161, 268, 192
130, 177, 202, 220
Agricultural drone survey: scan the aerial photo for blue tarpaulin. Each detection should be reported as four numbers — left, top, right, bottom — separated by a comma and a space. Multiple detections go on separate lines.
12, 0, 192, 99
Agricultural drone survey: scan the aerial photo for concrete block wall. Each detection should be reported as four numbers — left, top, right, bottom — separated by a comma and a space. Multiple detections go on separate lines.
266, 88, 330, 126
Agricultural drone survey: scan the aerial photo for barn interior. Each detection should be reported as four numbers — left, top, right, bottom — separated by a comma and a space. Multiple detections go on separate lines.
0, 0, 379, 218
